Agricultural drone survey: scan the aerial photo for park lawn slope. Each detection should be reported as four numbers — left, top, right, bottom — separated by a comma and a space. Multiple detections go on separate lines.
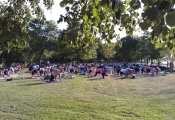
0, 73, 175, 120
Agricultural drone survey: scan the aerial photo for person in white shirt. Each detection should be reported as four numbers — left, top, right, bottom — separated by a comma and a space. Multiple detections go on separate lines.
40, 66, 45, 76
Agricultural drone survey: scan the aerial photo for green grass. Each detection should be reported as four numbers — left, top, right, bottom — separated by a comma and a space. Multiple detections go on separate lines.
1, 71, 175, 120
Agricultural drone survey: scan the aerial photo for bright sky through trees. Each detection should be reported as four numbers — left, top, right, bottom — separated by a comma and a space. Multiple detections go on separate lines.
43, 1, 128, 40
42, 1, 68, 30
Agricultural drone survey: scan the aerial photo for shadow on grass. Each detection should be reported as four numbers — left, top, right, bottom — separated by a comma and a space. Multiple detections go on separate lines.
11, 78, 24, 80
87, 78, 104, 81
19, 82, 42, 86
19, 80, 65, 86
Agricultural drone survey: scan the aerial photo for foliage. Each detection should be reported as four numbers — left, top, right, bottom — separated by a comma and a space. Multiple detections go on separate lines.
96, 40, 105, 61
0, 0, 54, 50
136, 36, 166, 62
115, 36, 139, 61
27, 19, 59, 63
59, 0, 175, 49
104, 43, 116, 61
58, 5, 100, 63
58, 0, 119, 43
114, 36, 167, 62
81, 42, 99, 61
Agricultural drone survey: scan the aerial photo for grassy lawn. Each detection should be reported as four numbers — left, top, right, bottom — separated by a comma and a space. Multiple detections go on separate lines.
1, 70, 175, 120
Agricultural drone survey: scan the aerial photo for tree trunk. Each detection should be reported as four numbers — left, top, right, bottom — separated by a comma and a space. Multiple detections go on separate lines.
76, 53, 80, 64
170, 61, 174, 68
158, 60, 160, 66
151, 59, 153, 65
146, 58, 149, 65
38, 50, 44, 65
5, 51, 8, 68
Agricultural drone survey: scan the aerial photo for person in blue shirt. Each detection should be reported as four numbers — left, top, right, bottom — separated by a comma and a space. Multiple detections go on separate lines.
69, 65, 74, 73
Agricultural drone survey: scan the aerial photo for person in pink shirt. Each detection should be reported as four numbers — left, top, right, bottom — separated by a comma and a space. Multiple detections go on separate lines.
146, 65, 152, 74
94, 67, 101, 76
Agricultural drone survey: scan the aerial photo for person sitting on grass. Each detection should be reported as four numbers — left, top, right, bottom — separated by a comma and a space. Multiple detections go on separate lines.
49, 73, 55, 82
51, 68, 62, 82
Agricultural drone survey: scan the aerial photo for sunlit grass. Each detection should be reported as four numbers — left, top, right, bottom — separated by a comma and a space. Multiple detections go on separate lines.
0, 71, 175, 120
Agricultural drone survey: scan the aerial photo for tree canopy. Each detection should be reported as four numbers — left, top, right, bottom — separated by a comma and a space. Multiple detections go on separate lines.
0, 0, 54, 51
1, 0, 175, 65
59, 0, 175, 49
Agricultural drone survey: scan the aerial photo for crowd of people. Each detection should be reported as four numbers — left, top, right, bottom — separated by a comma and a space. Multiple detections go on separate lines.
25, 61, 165, 83
0, 60, 169, 83
0, 61, 169, 82
0, 64, 24, 81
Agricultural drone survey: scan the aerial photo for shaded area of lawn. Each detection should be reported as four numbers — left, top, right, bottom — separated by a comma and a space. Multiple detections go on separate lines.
0, 71, 175, 120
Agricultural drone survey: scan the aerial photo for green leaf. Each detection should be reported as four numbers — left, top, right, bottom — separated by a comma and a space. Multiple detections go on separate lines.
93, 16, 101, 26
170, 0, 175, 5
166, 11, 175, 27
83, 14, 88, 21
130, 0, 141, 10
159, 26, 169, 38
60, 1, 67, 7
92, 8, 98, 17
139, 19, 151, 30
141, 0, 158, 6
142, 7, 160, 21
65, 6, 70, 12
121, 14, 130, 26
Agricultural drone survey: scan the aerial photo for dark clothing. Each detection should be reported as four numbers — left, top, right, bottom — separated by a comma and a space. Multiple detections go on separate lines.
50, 74, 55, 82
120, 71, 125, 76
102, 73, 108, 78
102, 69, 108, 78
32, 70, 37, 75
